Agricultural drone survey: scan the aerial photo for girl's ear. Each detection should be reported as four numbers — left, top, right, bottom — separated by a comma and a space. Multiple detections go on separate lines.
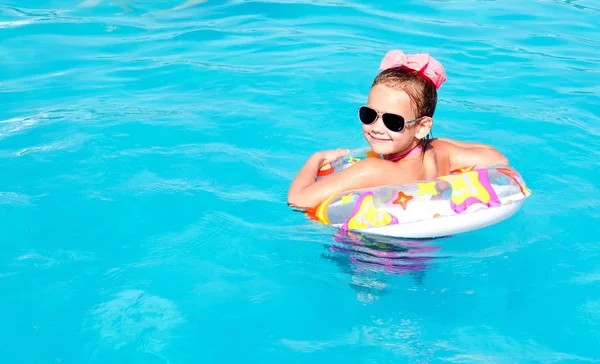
415, 117, 433, 139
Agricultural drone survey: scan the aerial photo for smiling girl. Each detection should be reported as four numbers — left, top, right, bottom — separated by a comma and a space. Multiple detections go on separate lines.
288, 50, 508, 209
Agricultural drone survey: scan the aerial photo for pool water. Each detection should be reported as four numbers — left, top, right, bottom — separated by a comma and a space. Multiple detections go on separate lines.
1, 0, 599, 362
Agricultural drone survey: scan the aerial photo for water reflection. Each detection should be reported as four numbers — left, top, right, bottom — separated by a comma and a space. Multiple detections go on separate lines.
322, 231, 446, 300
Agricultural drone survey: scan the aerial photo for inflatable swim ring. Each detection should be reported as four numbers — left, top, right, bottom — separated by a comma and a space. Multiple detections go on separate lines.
306, 147, 531, 239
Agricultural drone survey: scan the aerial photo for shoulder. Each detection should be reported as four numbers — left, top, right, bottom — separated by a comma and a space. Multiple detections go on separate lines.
331, 157, 412, 185
430, 137, 479, 160
429, 138, 458, 152
351, 157, 396, 179
427, 138, 454, 168
355, 156, 425, 184
430, 137, 509, 169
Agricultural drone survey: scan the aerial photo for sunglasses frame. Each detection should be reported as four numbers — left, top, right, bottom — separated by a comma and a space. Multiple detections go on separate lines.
358, 106, 425, 133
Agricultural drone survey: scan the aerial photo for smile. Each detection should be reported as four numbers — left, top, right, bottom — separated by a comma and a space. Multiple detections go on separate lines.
369, 134, 391, 143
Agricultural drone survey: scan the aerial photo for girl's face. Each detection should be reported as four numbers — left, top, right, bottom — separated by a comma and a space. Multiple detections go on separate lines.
362, 83, 430, 157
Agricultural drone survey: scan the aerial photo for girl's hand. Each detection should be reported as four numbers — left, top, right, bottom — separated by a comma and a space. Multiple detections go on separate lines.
288, 148, 351, 209
318, 148, 350, 165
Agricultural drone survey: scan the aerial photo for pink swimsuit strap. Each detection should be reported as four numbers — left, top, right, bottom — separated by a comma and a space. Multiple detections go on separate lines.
388, 144, 423, 162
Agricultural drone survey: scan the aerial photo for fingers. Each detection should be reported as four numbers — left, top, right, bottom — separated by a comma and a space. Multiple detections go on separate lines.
321, 148, 351, 164
336, 148, 350, 156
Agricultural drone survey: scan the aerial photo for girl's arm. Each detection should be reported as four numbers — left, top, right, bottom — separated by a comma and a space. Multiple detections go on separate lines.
287, 154, 411, 209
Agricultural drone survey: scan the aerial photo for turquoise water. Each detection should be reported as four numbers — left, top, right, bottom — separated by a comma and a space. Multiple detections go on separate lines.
1, 0, 599, 362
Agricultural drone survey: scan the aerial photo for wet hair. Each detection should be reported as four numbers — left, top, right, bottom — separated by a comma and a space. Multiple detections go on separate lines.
372, 66, 438, 153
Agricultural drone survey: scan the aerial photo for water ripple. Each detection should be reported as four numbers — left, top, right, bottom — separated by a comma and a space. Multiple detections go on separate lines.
0, 191, 32, 205
1, 0, 599, 362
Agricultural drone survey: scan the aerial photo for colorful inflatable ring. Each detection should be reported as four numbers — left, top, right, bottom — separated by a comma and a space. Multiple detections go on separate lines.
308, 147, 531, 239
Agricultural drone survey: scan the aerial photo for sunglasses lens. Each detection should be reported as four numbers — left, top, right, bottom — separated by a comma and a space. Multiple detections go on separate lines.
382, 113, 405, 132
359, 106, 378, 125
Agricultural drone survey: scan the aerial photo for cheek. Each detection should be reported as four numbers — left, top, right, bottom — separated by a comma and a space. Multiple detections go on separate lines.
389, 133, 402, 143
389, 129, 412, 144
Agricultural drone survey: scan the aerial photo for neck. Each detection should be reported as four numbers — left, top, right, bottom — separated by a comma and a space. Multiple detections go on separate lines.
386, 143, 422, 162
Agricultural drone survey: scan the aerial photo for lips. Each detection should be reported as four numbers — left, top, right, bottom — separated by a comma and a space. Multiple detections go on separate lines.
369, 134, 391, 143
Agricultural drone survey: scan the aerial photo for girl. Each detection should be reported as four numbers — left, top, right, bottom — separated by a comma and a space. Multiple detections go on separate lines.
288, 50, 508, 209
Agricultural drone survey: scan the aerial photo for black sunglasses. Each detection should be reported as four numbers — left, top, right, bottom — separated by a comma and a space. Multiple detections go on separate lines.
358, 106, 424, 133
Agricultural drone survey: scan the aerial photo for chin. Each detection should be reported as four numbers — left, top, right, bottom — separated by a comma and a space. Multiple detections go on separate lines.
368, 142, 395, 156
364, 133, 398, 156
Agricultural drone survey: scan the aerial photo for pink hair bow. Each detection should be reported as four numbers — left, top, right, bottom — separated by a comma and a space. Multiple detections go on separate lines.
379, 50, 447, 89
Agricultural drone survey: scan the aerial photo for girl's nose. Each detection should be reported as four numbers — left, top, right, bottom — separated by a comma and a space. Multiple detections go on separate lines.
370, 115, 386, 134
